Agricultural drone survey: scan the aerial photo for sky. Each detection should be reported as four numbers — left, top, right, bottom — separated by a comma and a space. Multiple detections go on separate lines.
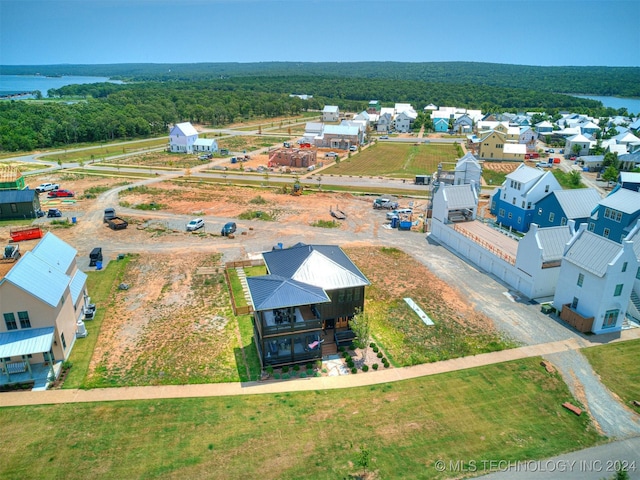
1, 0, 639, 67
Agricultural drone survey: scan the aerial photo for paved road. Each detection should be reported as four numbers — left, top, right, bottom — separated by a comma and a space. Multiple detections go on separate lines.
478, 437, 640, 479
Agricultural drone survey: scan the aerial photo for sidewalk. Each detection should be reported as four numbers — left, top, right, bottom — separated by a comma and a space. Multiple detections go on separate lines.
2, 328, 637, 408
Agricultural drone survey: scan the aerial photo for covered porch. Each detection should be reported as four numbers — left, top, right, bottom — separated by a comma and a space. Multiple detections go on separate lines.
0, 326, 58, 391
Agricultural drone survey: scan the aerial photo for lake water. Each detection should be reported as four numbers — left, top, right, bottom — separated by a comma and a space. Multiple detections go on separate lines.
0, 74, 122, 98
571, 94, 640, 115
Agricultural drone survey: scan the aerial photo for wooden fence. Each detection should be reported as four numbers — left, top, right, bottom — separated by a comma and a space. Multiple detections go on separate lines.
559, 304, 594, 333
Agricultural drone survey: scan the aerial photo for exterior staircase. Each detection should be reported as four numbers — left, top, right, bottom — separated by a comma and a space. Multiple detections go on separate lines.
624, 289, 640, 328
322, 342, 338, 357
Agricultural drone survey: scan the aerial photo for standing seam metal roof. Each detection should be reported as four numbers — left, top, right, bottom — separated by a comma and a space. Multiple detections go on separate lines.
564, 231, 623, 277
553, 189, 602, 219
0, 326, 55, 358
246, 275, 330, 311
2, 252, 69, 307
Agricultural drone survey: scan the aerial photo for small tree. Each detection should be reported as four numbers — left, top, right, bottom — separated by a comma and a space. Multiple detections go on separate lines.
601, 165, 619, 186
350, 308, 371, 359
568, 170, 582, 187
571, 144, 582, 157
357, 447, 371, 477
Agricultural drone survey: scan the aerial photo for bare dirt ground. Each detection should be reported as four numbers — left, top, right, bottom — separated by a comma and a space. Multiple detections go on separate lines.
10, 168, 505, 385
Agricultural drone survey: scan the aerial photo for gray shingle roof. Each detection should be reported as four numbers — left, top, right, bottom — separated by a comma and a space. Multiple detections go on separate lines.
553, 188, 602, 219
564, 230, 623, 277
247, 275, 330, 311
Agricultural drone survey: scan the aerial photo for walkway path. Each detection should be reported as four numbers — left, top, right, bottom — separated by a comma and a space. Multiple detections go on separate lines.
2, 329, 638, 408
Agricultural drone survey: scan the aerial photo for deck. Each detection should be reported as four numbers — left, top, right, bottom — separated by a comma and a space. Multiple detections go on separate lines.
452, 220, 518, 265
0, 361, 61, 391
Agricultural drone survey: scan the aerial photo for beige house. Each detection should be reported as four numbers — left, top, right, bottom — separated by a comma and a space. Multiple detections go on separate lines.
479, 130, 526, 161
0, 233, 89, 389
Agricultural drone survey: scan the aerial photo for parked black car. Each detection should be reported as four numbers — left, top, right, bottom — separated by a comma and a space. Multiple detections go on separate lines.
47, 208, 62, 218
221, 222, 237, 236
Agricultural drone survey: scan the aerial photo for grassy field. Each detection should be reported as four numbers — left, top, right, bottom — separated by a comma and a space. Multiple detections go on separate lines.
64, 256, 132, 388
345, 247, 517, 366
552, 168, 586, 189
0, 357, 602, 479
217, 135, 291, 152
582, 339, 640, 414
321, 142, 458, 179
42, 138, 167, 163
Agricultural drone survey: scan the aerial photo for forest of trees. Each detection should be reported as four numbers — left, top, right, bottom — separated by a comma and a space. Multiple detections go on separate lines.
0, 62, 637, 152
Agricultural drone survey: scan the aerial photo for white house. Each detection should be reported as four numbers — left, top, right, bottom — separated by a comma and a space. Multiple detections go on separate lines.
452, 153, 482, 191
322, 106, 340, 122
431, 184, 478, 224
169, 122, 198, 154
0, 233, 90, 388
395, 110, 417, 133
193, 138, 218, 154
302, 122, 324, 144
553, 226, 638, 334
377, 113, 393, 133
565, 134, 592, 157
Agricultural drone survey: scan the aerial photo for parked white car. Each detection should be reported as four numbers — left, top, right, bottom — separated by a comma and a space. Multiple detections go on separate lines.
386, 208, 413, 220
186, 218, 204, 231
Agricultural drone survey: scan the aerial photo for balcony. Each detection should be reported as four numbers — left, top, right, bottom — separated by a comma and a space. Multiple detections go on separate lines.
261, 306, 321, 336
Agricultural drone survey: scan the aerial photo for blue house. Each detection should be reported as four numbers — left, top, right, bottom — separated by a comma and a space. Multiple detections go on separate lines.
490, 164, 562, 232
531, 188, 601, 228
588, 186, 640, 243
619, 172, 640, 192
433, 117, 449, 132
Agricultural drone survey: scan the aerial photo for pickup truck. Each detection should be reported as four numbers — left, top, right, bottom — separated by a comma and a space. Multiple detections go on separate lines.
35, 183, 59, 193
373, 198, 399, 210
103, 208, 128, 230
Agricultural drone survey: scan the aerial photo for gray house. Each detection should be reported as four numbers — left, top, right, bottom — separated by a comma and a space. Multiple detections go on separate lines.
0, 189, 42, 220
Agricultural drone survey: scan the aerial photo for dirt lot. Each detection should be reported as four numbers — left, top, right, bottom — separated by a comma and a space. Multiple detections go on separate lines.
12, 167, 507, 385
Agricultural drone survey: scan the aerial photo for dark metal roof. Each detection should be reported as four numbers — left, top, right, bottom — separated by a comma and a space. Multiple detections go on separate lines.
247, 275, 330, 311
0, 189, 35, 203
262, 243, 370, 290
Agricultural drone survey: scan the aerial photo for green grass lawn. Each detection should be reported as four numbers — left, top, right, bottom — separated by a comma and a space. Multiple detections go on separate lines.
43, 138, 168, 163
322, 143, 458, 178
64, 256, 132, 388
0, 357, 602, 479
482, 168, 508, 187
552, 168, 586, 189
582, 339, 640, 414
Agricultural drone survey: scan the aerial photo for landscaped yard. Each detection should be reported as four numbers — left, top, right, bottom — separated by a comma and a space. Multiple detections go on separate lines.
582, 339, 640, 414
344, 247, 517, 366
0, 357, 602, 479
322, 142, 458, 179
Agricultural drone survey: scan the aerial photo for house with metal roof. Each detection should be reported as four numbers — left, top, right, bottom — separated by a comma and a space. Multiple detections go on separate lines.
431, 184, 478, 224
169, 121, 198, 154
531, 188, 602, 229
588, 187, 640, 243
565, 133, 592, 157
0, 189, 42, 220
553, 226, 637, 334
315, 124, 361, 150
246, 243, 369, 367
193, 138, 218, 154
322, 105, 340, 122
433, 117, 450, 133
619, 171, 640, 192
0, 232, 89, 389
514, 223, 576, 298
622, 220, 640, 323
490, 164, 562, 232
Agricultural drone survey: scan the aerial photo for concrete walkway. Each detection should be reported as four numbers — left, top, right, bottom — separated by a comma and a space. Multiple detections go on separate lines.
2, 329, 638, 408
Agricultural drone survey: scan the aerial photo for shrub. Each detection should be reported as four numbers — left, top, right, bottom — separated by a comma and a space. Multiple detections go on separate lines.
377, 352, 383, 358
338, 346, 345, 353
293, 365, 300, 372
281, 366, 289, 374
306, 363, 313, 371
384, 363, 390, 368
373, 346, 379, 353
281, 373, 290, 380
362, 365, 369, 372
306, 369, 314, 377
299, 372, 307, 378
347, 360, 355, 369
342, 351, 350, 358
273, 373, 281, 380
372, 363, 379, 370
265, 366, 274, 376
351, 367, 357, 374
369, 342, 376, 348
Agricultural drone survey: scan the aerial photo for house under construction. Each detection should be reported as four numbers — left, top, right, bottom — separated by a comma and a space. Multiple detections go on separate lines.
268, 148, 317, 169
0, 166, 26, 191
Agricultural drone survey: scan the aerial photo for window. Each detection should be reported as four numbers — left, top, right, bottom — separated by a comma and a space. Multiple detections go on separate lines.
10, 203, 17, 213
545, 185, 549, 193
18, 311, 30, 329
603, 309, 619, 329
604, 208, 622, 222
337, 290, 345, 303
491, 201, 496, 210
346, 290, 353, 302
508, 212, 513, 219
549, 212, 555, 222
622, 262, 628, 272
538, 208, 543, 215
354, 289, 361, 301
603, 228, 610, 238
3, 313, 17, 331
522, 201, 525, 209
512, 198, 516, 205
571, 297, 579, 309
61, 332, 66, 350
614, 284, 623, 297
527, 202, 532, 209
499, 208, 505, 217
637, 267, 640, 280
577, 273, 584, 287
561, 217, 567, 226
588, 222, 595, 232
